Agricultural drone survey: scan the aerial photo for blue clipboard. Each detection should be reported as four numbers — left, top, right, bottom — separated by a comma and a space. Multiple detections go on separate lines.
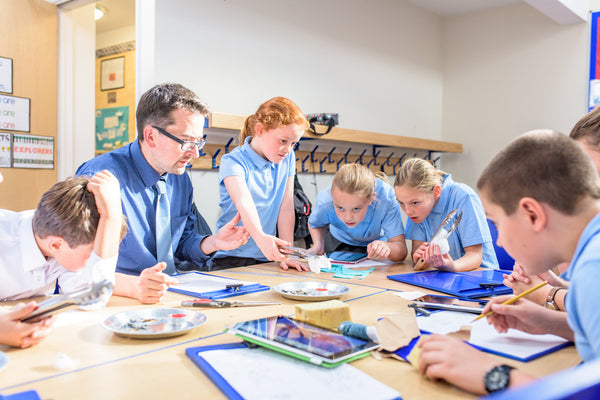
168, 271, 269, 299
387, 269, 513, 298
0, 391, 41, 400
186, 343, 402, 400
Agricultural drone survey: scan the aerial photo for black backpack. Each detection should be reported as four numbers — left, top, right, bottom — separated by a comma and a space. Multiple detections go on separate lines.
293, 174, 312, 244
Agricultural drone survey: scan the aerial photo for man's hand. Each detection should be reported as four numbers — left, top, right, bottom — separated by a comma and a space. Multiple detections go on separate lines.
133, 263, 179, 304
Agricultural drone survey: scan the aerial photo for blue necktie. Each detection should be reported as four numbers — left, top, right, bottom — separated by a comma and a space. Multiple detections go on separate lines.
155, 178, 175, 274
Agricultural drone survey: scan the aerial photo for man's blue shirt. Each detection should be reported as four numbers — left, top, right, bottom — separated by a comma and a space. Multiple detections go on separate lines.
75, 140, 209, 275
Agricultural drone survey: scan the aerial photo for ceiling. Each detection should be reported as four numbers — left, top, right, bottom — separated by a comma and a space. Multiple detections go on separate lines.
95, 0, 135, 34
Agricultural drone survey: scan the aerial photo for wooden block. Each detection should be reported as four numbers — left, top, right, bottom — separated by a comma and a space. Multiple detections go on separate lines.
294, 299, 351, 330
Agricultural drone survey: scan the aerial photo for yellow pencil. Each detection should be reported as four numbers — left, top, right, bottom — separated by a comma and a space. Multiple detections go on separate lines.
471, 281, 548, 322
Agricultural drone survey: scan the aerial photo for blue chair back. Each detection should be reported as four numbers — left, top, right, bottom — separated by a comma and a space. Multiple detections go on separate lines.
487, 219, 515, 270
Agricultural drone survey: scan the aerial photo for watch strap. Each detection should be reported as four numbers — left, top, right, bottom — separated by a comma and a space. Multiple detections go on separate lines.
545, 286, 563, 310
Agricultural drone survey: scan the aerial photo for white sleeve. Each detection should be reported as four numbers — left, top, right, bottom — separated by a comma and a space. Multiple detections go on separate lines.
58, 251, 117, 309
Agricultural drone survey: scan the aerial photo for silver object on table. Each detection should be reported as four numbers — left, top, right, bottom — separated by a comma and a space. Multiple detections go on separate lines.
272, 281, 350, 301
102, 308, 207, 339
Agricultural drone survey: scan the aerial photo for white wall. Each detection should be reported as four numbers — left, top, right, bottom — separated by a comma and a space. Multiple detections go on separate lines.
139, 0, 598, 231
149, 0, 445, 230
442, 2, 590, 187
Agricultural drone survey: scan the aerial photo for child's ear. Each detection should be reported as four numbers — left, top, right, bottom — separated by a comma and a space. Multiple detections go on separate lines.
254, 122, 264, 136
433, 185, 442, 200
45, 236, 65, 256
518, 197, 546, 231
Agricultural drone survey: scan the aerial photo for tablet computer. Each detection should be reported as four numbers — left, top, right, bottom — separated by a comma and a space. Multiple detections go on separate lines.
326, 251, 368, 264
227, 315, 380, 368
411, 294, 486, 314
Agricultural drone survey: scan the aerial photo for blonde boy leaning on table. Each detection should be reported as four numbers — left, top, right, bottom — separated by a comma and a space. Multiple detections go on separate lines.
0, 170, 127, 348
417, 130, 600, 395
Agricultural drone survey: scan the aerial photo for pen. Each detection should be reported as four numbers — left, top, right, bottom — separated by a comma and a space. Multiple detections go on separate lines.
472, 281, 548, 322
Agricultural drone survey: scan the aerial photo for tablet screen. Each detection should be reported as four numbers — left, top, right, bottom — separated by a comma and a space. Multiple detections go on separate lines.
326, 251, 368, 263
231, 316, 377, 360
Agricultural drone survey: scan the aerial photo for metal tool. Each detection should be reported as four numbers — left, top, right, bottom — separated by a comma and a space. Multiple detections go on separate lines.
414, 209, 463, 271
22, 279, 114, 323
181, 298, 281, 308
279, 245, 314, 260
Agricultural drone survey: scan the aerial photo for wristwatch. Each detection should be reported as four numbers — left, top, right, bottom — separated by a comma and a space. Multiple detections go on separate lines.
484, 364, 515, 393
545, 287, 563, 311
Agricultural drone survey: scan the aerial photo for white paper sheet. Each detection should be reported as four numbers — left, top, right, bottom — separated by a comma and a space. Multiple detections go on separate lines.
172, 273, 258, 295
197, 346, 401, 400
417, 311, 569, 360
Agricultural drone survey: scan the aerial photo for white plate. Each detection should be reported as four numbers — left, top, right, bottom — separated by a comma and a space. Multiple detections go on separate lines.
272, 281, 350, 301
0, 351, 8, 372
102, 308, 206, 339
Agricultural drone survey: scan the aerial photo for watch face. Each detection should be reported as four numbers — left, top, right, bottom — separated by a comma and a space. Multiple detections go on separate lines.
485, 365, 512, 392
545, 301, 558, 311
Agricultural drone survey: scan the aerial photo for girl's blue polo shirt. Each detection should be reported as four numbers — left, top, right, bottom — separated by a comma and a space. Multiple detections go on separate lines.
404, 175, 498, 269
309, 179, 405, 247
214, 137, 296, 260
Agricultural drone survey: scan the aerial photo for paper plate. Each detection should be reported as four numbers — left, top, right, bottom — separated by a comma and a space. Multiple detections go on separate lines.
102, 308, 206, 339
273, 281, 350, 301
0, 351, 8, 372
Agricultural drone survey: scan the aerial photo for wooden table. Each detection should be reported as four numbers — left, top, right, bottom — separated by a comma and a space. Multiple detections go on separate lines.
0, 262, 581, 399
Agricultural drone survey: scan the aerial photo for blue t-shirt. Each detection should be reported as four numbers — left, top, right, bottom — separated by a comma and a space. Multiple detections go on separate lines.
566, 211, 600, 362
75, 140, 209, 275
309, 179, 405, 246
215, 137, 296, 260
404, 174, 498, 269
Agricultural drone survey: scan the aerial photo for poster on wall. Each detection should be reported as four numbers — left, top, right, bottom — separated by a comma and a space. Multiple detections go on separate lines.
0, 56, 13, 94
100, 56, 125, 91
96, 106, 129, 152
12, 133, 54, 169
589, 12, 600, 111
0, 132, 10, 167
0, 94, 30, 132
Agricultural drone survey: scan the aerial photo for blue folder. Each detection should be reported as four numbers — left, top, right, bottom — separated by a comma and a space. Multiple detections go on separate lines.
387, 269, 513, 298
186, 342, 402, 400
168, 272, 269, 299
0, 391, 41, 400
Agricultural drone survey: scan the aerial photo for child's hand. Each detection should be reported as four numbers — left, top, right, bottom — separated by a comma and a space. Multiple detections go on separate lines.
424, 244, 456, 271
418, 334, 497, 395
0, 302, 56, 348
133, 263, 179, 304
484, 296, 559, 335
413, 242, 428, 263
280, 258, 310, 272
254, 234, 290, 263
503, 263, 550, 304
367, 240, 391, 260
87, 170, 122, 218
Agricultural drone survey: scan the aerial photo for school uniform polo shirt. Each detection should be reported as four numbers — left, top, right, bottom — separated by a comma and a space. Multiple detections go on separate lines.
565, 211, 600, 362
404, 175, 498, 269
215, 137, 296, 260
309, 179, 405, 247
0, 210, 115, 301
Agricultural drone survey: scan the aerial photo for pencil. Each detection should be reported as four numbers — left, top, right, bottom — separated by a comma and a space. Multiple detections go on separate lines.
471, 281, 548, 322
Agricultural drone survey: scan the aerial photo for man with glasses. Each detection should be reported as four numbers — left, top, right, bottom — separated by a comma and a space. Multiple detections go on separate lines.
75, 83, 249, 304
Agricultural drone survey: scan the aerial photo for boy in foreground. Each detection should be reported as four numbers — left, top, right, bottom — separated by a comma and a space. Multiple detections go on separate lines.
0, 170, 126, 347
417, 130, 600, 394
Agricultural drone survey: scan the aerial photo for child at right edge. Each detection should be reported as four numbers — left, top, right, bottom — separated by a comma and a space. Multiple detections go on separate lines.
417, 130, 600, 395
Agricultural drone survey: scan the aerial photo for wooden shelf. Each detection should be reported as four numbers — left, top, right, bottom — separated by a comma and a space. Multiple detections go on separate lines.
208, 112, 462, 153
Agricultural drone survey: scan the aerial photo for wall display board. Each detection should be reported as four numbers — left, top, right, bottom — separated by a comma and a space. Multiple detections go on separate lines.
0, 94, 30, 132
0, 56, 13, 94
95, 106, 129, 152
589, 11, 600, 111
0, 131, 10, 167
12, 133, 54, 169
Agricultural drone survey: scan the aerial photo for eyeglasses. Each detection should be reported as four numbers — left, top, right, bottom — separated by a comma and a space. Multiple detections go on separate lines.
152, 125, 206, 152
